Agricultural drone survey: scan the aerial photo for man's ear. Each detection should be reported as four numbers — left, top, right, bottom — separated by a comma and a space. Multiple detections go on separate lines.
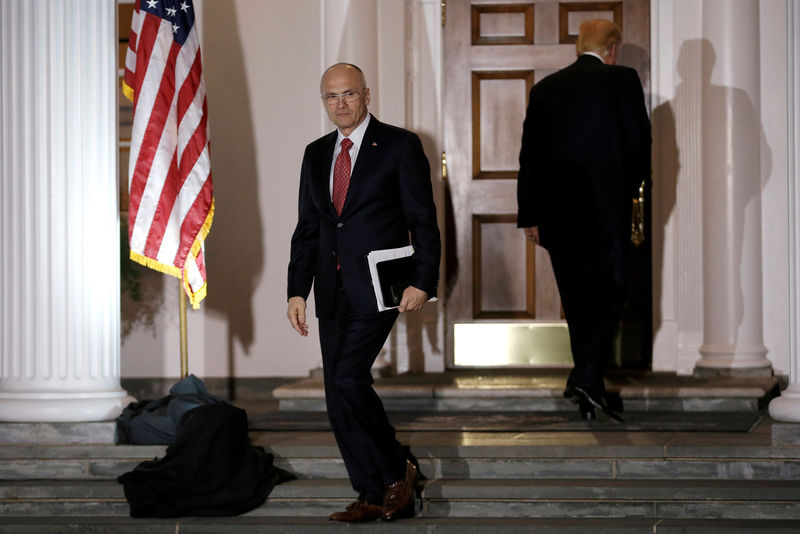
605, 43, 619, 65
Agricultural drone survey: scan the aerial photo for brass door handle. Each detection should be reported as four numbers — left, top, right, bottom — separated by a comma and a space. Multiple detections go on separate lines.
631, 180, 645, 246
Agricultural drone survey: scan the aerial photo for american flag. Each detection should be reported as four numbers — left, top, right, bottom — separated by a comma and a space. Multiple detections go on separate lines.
123, 0, 213, 309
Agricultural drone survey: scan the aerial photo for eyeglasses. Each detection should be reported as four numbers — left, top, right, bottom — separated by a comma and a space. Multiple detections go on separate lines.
323, 90, 364, 106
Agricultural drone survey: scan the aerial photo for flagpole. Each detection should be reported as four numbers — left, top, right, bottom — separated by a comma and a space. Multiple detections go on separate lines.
179, 280, 189, 378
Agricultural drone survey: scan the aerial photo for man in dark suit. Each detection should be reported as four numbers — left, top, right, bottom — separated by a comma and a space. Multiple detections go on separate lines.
287, 63, 440, 522
517, 20, 651, 421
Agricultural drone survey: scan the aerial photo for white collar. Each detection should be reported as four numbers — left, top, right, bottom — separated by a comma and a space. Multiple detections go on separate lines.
337, 113, 371, 148
582, 52, 604, 63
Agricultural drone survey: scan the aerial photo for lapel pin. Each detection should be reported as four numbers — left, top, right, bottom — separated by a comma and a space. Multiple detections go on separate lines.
372, 142, 378, 146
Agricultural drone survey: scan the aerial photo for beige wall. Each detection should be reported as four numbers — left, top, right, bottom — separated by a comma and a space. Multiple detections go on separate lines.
121, 0, 445, 378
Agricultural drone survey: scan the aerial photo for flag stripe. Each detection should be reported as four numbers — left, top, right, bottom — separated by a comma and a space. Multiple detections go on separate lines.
142, 149, 180, 258
175, 175, 213, 268
160, 144, 211, 264
127, 20, 175, 229
141, 48, 205, 260
129, 36, 181, 251
177, 52, 205, 163
124, 0, 213, 308
178, 77, 207, 181
124, 2, 143, 82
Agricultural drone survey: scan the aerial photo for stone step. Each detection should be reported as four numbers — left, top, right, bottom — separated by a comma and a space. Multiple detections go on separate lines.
0, 422, 116, 445
272, 374, 780, 413
421, 478, 800, 501
279, 397, 765, 413
3, 478, 800, 502
2, 478, 800, 521
6, 436, 800, 462
422, 499, 800, 521
3, 453, 800, 482
2, 437, 800, 481
2, 516, 800, 534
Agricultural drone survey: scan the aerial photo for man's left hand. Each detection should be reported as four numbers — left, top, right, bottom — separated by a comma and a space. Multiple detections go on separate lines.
398, 286, 428, 312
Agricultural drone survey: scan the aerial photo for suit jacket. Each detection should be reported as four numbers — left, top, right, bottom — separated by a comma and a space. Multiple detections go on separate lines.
517, 54, 651, 253
288, 115, 441, 318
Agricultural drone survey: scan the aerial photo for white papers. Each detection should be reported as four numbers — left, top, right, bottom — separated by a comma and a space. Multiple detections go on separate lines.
366, 245, 437, 312
367, 245, 414, 311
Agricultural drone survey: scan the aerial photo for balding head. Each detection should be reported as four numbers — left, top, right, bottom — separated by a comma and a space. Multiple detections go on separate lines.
576, 19, 622, 64
320, 63, 367, 94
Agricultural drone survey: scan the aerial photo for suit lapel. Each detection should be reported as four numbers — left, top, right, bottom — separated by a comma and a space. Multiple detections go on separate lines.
340, 116, 381, 217
314, 132, 338, 218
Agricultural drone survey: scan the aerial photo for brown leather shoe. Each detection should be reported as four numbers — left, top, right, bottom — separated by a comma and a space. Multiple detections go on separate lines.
381, 460, 418, 521
328, 500, 383, 522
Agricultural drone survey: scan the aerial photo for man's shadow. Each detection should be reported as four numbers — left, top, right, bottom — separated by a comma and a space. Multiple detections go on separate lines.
650, 38, 771, 352
382, 19, 446, 375
697, 39, 771, 341
202, 0, 264, 396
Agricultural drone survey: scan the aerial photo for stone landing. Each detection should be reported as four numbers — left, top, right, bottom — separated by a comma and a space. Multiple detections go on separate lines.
272, 370, 780, 412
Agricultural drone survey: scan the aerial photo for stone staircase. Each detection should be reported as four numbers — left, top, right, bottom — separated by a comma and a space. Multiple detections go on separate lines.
1, 419, 800, 532
0, 372, 798, 532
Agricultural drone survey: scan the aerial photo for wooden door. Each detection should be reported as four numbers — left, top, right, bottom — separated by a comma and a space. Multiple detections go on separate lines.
443, 0, 651, 368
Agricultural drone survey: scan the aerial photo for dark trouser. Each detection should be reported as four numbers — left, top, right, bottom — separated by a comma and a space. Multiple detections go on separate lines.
318, 278, 405, 506
548, 240, 628, 394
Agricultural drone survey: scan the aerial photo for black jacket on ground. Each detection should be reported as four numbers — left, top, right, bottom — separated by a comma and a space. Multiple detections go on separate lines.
118, 402, 293, 517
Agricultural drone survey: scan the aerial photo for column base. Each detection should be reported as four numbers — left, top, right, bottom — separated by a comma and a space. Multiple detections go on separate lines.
0, 390, 136, 423
693, 365, 773, 378
769, 385, 800, 423
694, 344, 772, 377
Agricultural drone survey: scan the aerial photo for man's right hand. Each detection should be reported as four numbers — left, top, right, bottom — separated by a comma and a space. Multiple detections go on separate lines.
287, 296, 308, 336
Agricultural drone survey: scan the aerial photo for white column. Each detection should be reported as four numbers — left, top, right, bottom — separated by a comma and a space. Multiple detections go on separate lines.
0, 0, 133, 421
770, 1, 800, 422
695, 0, 771, 375
650, 0, 706, 375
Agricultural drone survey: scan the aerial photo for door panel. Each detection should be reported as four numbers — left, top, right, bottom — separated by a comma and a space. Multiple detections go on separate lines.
473, 214, 533, 318
473, 71, 533, 179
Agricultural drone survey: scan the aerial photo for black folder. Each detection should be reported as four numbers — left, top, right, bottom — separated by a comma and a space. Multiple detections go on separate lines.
375, 255, 415, 307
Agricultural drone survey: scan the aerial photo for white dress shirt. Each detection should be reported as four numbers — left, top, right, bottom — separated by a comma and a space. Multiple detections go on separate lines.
329, 114, 371, 197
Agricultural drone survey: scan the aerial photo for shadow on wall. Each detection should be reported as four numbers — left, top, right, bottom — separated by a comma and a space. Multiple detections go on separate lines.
650, 93, 678, 351
619, 42, 651, 114
386, 130, 444, 374
697, 38, 771, 341
650, 38, 772, 350
202, 0, 264, 382
385, 9, 445, 374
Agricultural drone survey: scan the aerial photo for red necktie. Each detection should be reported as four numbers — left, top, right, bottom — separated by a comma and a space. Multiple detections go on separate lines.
332, 138, 353, 216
